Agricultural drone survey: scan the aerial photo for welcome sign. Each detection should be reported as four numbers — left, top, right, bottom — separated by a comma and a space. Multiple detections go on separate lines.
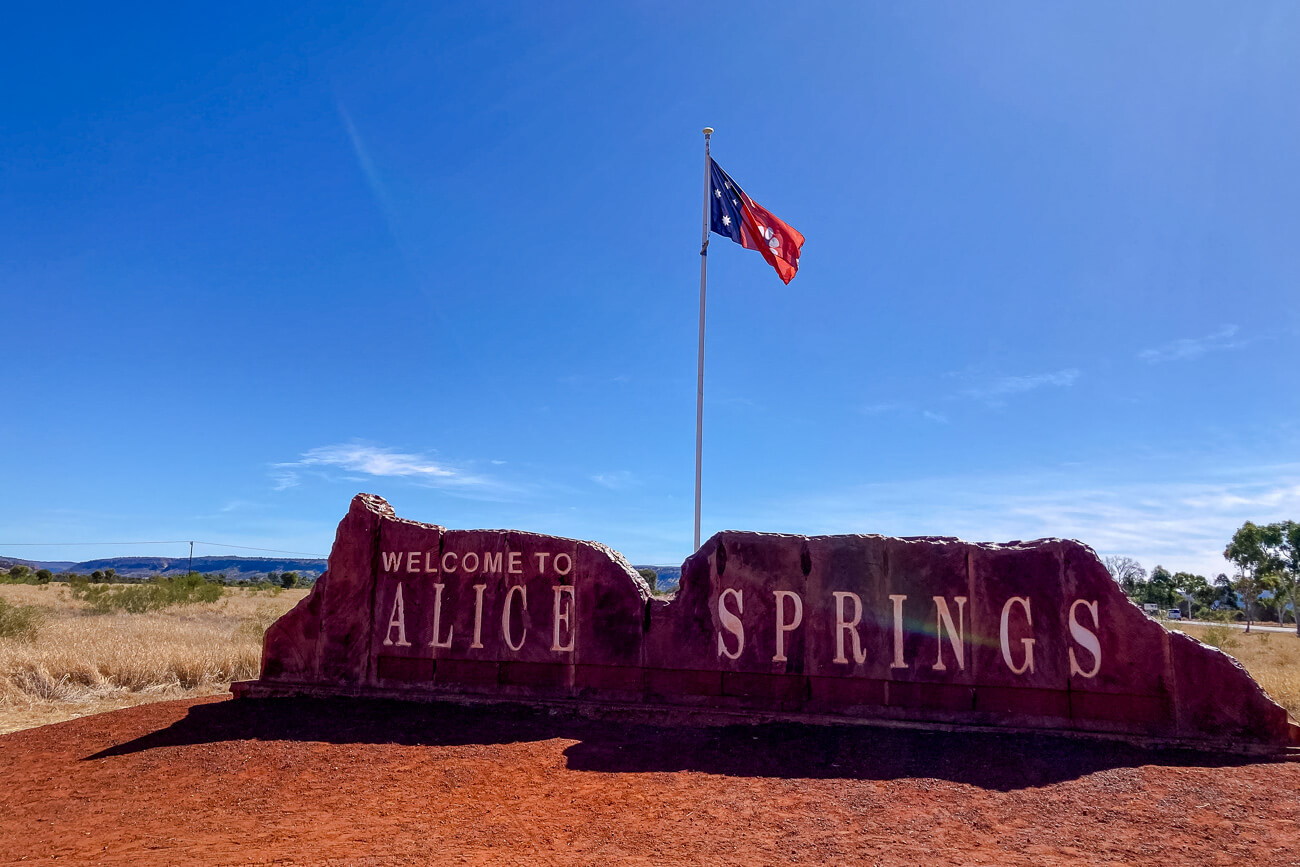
236, 494, 1299, 751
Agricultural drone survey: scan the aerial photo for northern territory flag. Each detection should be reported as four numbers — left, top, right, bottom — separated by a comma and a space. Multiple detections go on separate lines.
708, 158, 804, 284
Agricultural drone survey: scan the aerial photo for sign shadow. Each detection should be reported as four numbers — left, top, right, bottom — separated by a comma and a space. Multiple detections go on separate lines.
83, 697, 1264, 792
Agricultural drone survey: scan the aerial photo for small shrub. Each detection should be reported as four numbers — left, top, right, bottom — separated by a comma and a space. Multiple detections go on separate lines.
1201, 625, 1239, 651
71, 572, 226, 614
0, 597, 45, 641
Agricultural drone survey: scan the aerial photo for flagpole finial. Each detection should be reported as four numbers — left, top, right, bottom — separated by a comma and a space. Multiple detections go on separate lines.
702, 127, 714, 136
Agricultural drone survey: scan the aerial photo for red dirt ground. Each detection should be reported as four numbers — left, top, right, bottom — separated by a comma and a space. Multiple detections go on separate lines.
0, 695, 1296, 866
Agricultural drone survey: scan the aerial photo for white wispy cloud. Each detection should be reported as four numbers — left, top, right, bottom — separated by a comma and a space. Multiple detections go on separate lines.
1139, 325, 1243, 363
961, 368, 1080, 402
741, 464, 1300, 580
922, 410, 950, 425
272, 443, 493, 493
590, 470, 638, 491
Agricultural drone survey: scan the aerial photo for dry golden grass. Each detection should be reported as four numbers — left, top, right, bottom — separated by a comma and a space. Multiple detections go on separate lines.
0, 583, 307, 734
1178, 623, 1300, 718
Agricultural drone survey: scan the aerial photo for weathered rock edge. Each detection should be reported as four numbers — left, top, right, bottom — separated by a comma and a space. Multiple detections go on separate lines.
234, 494, 1300, 753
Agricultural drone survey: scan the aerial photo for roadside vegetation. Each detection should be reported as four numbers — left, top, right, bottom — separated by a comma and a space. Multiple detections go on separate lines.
0, 579, 307, 734
1179, 623, 1300, 717
1105, 519, 1300, 633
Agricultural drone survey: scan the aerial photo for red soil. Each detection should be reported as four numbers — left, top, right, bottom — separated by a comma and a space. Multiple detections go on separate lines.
0, 694, 1296, 865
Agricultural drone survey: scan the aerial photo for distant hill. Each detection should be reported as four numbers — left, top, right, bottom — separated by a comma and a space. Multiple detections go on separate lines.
634, 565, 681, 592
4, 553, 678, 587
0, 554, 326, 581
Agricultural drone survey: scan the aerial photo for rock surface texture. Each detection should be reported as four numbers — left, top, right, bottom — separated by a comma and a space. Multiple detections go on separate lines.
237, 494, 1300, 751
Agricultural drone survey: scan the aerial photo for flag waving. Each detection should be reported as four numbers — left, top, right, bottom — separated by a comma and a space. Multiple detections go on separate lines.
708, 158, 804, 284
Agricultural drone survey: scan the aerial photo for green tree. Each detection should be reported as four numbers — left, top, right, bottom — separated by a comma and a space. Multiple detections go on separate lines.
34, 569, 52, 584
1145, 566, 1178, 609
8, 565, 31, 580
91, 570, 104, 581
1224, 521, 1282, 633
1172, 572, 1212, 617
636, 568, 658, 594
280, 571, 298, 589
1272, 520, 1300, 636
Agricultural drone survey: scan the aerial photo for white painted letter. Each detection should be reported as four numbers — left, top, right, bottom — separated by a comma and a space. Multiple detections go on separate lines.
461, 552, 480, 573
772, 590, 804, 663
999, 596, 1035, 675
1068, 599, 1101, 678
509, 551, 523, 575
554, 553, 572, 576
932, 596, 968, 672
716, 588, 744, 660
470, 583, 486, 648
889, 594, 908, 669
381, 551, 403, 573
429, 583, 453, 649
502, 584, 527, 652
535, 552, 551, 572
832, 591, 867, 665
482, 551, 502, 573
424, 551, 437, 573
551, 585, 575, 652
407, 551, 421, 573
441, 552, 459, 573
382, 583, 411, 647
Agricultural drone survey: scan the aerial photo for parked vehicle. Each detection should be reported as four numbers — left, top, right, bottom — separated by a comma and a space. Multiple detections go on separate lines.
1167, 609, 1182, 620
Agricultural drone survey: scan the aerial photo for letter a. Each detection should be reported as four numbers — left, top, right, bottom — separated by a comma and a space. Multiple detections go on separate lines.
382, 583, 412, 647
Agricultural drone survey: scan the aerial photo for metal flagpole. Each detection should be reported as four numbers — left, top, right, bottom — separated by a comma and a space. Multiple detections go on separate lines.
694, 127, 713, 552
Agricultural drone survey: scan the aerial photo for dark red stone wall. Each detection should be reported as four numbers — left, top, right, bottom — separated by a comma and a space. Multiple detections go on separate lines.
249, 494, 1299, 750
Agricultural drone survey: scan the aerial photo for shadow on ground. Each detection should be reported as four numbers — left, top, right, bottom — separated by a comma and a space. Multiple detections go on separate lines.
86, 696, 1263, 792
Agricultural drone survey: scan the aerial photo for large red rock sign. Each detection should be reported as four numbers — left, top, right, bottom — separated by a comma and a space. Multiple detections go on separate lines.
235, 494, 1300, 751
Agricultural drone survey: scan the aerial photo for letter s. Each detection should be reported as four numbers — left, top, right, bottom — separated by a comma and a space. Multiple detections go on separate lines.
1068, 599, 1101, 678
716, 588, 744, 660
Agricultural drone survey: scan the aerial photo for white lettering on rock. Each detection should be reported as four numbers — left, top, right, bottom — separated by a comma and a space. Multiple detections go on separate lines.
534, 552, 550, 572
832, 591, 867, 665
470, 583, 486, 649
509, 551, 523, 575
932, 596, 968, 672
502, 584, 527, 652
441, 552, 459, 573
382, 583, 411, 647
772, 590, 804, 663
381, 551, 403, 573
554, 553, 572, 576
1068, 599, 1101, 678
716, 588, 744, 660
551, 585, 576, 652
407, 551, 421, 573
482, 552, 502, 573
889, 594, 908, 669
429, 583, 453, 649
999, 596, 1035, 675
462, 552, 480, 573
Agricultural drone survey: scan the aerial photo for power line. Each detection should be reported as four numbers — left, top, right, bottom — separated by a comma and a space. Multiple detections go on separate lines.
0, 540, 326, 558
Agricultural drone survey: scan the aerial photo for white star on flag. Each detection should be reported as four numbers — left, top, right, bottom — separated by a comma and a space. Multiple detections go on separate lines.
721, 214, 731, 227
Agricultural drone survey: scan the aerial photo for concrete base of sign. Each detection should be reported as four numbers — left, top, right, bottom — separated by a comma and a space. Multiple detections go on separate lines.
236, 494, 1300, 753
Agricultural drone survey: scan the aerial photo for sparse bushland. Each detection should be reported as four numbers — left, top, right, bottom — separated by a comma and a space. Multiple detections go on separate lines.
1180, 623, 1300, 717
0, 582, 307, 733
0, 597, 45, 641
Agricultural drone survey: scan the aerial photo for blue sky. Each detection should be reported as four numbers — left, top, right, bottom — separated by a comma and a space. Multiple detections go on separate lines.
2, 3, 1297, 577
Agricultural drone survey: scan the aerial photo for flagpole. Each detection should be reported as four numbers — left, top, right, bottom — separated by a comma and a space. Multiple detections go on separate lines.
694, 127, 713, 552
